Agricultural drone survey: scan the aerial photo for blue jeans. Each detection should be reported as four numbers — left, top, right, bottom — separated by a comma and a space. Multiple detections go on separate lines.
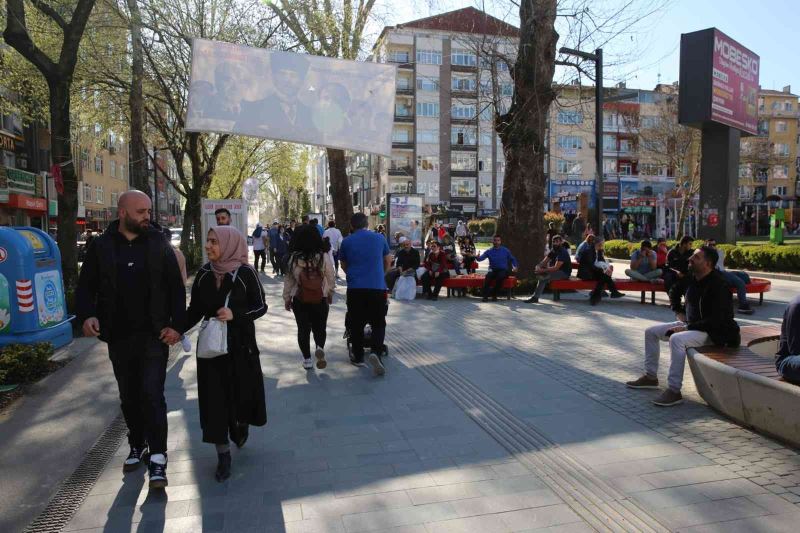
776, 355, 800, 384
722, 270, 749, 306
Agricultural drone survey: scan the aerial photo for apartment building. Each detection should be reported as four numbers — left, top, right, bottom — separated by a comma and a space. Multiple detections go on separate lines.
76, 128, 129, 231
371, 7, 518, 216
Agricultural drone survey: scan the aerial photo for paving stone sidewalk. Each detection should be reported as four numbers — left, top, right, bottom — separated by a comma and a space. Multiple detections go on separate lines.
55, 275, 800, 532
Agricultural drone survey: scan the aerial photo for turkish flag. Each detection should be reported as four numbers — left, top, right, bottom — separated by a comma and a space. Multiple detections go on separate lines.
51, 163, 64, 195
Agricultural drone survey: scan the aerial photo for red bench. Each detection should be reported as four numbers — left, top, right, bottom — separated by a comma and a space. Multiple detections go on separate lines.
548, 277, 771, 304
416, 274, 517, 299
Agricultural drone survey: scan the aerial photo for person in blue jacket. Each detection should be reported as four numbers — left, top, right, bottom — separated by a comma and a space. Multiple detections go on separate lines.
273, 224, 289, 276
476, 234, 518, 301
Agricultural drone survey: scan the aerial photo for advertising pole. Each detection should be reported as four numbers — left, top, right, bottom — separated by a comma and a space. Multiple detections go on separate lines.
594, 48, 603, 236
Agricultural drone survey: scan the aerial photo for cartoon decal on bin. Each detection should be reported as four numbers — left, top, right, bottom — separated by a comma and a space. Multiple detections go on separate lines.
35, 271, 65, 327
0, 274, 10, 333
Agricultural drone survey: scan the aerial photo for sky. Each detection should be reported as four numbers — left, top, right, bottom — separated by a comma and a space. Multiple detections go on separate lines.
376, 0, 800, 95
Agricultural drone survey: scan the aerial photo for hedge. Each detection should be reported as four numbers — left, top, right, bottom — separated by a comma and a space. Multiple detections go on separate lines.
467, 218, 497, 237
603, 239, 800, 273
0, 343, 54, 385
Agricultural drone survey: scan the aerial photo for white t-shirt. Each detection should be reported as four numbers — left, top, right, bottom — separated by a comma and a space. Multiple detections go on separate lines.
252, 228, 266, 251
323, 227, 343, 252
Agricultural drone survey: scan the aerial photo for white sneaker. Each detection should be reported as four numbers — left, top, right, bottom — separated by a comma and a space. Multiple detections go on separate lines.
315, 347, 327, 369
302, 359, 313, 370
368, 353, 385, 377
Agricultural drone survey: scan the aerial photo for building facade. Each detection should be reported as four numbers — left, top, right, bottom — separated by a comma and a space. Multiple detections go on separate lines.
76, 129, 130, 232
371, 7, 518, 216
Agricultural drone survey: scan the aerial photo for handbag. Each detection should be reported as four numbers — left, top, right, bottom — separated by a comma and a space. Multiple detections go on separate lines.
197, 267, 239, 359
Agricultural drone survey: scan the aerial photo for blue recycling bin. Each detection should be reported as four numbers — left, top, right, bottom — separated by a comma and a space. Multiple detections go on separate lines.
0, 227, 73, 349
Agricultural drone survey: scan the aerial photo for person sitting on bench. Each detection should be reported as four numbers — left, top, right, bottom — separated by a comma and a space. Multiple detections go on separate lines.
705, 238, 753, 315
477, 234, 517, 302
776, 294, 800, 384
626, 246, 740, 406
625, 240, 663, 282
385, 237, 420, 292
664, 236, 694, 314
421, 241, 449, 301
578, 238, 624, 305
525, 235, 571, 304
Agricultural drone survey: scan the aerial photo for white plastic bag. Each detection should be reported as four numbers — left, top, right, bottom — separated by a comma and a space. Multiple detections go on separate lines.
196, 268, 239, 359
416, 266, 427, 278
394, 275, 417, 301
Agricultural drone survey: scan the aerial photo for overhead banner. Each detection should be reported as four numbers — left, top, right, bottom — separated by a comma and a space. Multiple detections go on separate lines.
185, 38, 397, 156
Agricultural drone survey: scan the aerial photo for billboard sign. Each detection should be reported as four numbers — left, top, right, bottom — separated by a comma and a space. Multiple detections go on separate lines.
679, 28, 759, 135
386, 194, 424, 248
185, 39, 397, 156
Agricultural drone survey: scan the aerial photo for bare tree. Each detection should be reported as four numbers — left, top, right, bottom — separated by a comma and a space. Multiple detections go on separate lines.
4, 0, 97, 296
126, 0, 149, 194
269, 0, 378, 235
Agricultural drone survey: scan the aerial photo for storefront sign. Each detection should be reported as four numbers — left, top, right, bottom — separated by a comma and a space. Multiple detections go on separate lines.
0, 133, 16, 152
7, 194, 47, 211
603, 182, 619, 196
6, 167, 37, 194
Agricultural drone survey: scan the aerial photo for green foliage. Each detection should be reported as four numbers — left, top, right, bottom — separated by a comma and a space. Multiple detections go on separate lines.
479, 219, 497, 237
467, 219, 482, 235
544, 211, 565, 229
603, 239, 800, 273
0, 343, 54, 385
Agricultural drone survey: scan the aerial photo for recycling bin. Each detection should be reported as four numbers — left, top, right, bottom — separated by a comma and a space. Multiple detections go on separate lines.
0, 226, 73, 349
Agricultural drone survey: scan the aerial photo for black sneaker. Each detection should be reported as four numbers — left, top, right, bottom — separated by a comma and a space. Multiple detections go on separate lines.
652, 389, 683, 407
123, 445, 149, 472
482, 297, 489, 302
215, 451, 231, 482
737, 304, 754, 315
350, 355, 366, 368
525, 296, 539, 304
148, 456, 168, 489
610, 291, 625, 299
626, 375, 659, 389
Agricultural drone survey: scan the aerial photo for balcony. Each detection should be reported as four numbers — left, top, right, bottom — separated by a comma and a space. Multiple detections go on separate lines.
451, 63, 477, 73
392, 141, 414, 150
388, 165, 414, 176
451, 169, 478, 177
388, 58, 414, 70
763, 108, 800, 119
451, 89, 478, 99
394, 113, 414, 123
395, 86, 414, 96
451, 116, 478, 125
451, 143, 477, 152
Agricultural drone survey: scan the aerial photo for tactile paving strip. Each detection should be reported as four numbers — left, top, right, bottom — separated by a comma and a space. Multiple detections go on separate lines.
389, 332, 670, 533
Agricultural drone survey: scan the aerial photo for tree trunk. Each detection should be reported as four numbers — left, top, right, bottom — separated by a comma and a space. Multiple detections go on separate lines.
181, 186, 202, 268
50, 80, 79, 296
495, 0, 558, 276
326, 148, 354, 236
126, 0, 148, 195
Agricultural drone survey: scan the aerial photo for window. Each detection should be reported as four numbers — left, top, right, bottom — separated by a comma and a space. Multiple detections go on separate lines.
619, 139, 633, 153
110, 160, 117, 178
775, 143, 790, 157
603, 135, 616, 151
619, 163, 632, 175
416, 49, 442, 65
451, 104, 476, 119
556, 135, 582, 150
83, 182, 93, 202
776, 121, 788, 133
390, 157, 410, 170
80, 149, 89, 169
451, 178, 476, 197
451, 153, 477, 171
389, 181, 410, 193
416, 78, 439, 92
392, 129, 410, 143
496, 160, 505, 172
773, 186, 787, 195
500, 83, 513, 97
451, 49, 477, 67
478, 156, 492, 172
395, 103, 413, 117
557, 110, 583, 124
388, 50, 409, 63
451, 76, 476, 92
603, 159, 617, 174
479, 106, 493, 121
758, 120, 769, 135
496, 60, 509, 72
556, 159, 581, 175
774, 165, 789, 179
95, 186, 104, 204
640, 163, 663, 176
120, 165, 126, 183
94, 155, 103, 174
417, 130, 438, 143
94, 123, 102, 134
785, 101, 793, 112
603, 112, 617, 127
416, 102, 439, 117
772, 101, 781, 110
640, 115, 659, 128
111, 191, 118, 206
480, 132, 493, 146
396, 77, 412, 90
451, 126, 477, 145
417, 156, 439, 171
642, 139, 661, 152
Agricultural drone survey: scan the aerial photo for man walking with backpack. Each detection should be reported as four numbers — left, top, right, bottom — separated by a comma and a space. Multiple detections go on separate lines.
283, 225, 336, 370
339, 213, 392, 376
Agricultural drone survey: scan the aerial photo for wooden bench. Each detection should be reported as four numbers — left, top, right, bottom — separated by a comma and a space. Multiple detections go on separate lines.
416, 274, 517, 299
687, 325, 800, 447
548, 277, 771, 305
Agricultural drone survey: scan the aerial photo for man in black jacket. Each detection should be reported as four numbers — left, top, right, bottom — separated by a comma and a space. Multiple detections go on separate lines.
776, 294, 800, 383
76, 191, 185, 489
663, 236, 694, 313
626, 245, 740, 407
385, 237, 420, 291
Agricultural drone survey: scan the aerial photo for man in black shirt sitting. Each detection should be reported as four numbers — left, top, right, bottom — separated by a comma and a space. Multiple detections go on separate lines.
385, 237, 421, 292
626, 245, 740, 407
776, 294, 800, 383
664, 236, 694, 314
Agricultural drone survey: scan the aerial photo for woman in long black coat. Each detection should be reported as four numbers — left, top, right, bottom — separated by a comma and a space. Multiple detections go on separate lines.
185, 226, 267, 481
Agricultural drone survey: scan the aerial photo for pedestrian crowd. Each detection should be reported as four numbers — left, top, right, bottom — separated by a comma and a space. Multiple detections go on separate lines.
75, 194, 798, 495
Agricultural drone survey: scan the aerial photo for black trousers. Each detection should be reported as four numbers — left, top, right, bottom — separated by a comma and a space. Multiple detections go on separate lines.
253, 249, 267, 271
421, 271, 449, 297
668, 275, 690, 312
462, 255, 476, 274
275, 252, 286, 275
346, 289, 386, 359
483, 269, 509, 298
586, 268, 617, 300
292, 297, 329, 359
269, 248, 278, 272
108, 336, 169, 454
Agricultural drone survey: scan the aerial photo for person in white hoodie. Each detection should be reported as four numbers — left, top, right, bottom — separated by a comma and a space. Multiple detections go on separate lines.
322, 220, 343, 278
283, 224, 336, 370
